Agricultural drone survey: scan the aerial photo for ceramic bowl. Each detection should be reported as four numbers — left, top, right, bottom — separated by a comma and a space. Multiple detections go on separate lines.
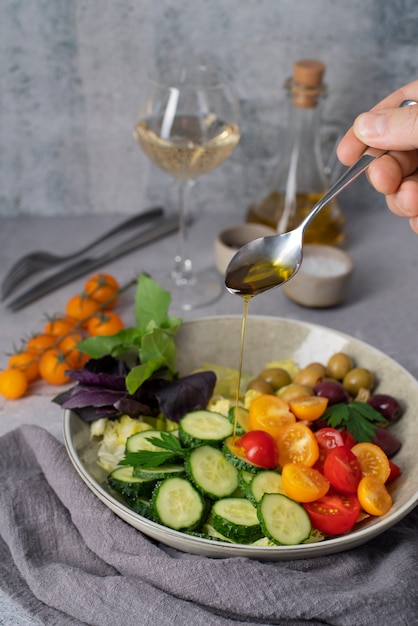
282, 245, 353, 307
63, 315, 418, 561
214, 223, 276, 275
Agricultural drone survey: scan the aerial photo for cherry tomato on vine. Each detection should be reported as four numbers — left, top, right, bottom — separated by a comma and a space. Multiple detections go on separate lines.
276, 422, 319, 467
65, 294, 101, 322
43, 316, 77, 336
83, 273, 119, 308
38, 349, 75, 385
0, 368, 28, 399
303, 493, 361, 535
357, 475, 392, 516
86, 311, 124, 336
248, 394, 295, 438
281, 462, 330, 502
26, 333, 57, 354
58, 331, 89, 368
323, 445, 362, 494
236, 430, 279, 469
8, 350, 39, 382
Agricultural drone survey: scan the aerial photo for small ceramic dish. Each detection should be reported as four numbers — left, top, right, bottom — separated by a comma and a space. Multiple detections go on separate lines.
214, 223, 276, 275
282, 245, 353, 308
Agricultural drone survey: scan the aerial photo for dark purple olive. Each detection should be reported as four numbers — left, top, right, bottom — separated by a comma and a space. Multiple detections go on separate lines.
371, 426, 402, 458
368, 394, 403, 423
314, 380, 350, 405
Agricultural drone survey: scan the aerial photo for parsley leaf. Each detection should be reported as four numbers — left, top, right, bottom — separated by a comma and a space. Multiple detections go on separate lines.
119, 432, 187, 468
324, 401, 387, 442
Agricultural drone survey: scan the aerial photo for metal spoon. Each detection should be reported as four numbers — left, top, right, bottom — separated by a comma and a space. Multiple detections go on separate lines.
225, 99, 417, 297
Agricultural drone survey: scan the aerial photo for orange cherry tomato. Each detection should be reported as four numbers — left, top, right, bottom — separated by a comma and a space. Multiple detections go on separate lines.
8, 350, 39, 382
0, 368, 29, 399
38, 349, 75, 385
43, 316, 78, 336
276, 422, 319, 467
83, 273, 119, 308
249, 394, 295, 438
57, 331, 89, 369
289, 395, 329, 422
65, 294, 102, 323
26, 333, 57, 354
351, 442, 391, 483
86, 311, 124, 336
281, 462, 330, 503
357, 475, 392, 516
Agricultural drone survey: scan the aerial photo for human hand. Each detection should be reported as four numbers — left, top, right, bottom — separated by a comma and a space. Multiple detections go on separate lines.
337, 81, 418, 234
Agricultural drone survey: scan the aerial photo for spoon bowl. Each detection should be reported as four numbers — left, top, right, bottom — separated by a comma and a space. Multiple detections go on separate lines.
225, 99, 417, 297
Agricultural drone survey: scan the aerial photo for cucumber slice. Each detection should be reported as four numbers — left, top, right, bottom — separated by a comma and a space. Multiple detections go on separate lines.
107, 466, 156, 498
126, 429, 178, 454
133, 464, 185, 480
248, 470, 285, 505
258, 493, 312, 545
227, 406, 251, 435
185, 445, 239, 499
128, 496, 155, 520
152, 477, 206, 530
211, 498, 263, 543
179, 410, 233, 447
222, 437, 263, 473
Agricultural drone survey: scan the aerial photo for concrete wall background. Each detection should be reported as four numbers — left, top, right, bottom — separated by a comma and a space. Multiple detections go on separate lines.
1, 0, 418, 219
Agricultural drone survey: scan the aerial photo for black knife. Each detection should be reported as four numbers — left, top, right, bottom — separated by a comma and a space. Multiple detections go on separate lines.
6, 213, 179, 311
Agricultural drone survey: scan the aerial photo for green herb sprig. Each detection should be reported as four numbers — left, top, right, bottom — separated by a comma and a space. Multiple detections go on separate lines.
119, 432, 187, 468
323, 401, 387, 442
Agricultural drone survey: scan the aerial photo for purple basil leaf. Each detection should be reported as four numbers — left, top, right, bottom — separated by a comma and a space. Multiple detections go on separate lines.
72, 405, 119, 422
153, 371, 216, 423
55, 385, 127, 409
115, 397, 157, 418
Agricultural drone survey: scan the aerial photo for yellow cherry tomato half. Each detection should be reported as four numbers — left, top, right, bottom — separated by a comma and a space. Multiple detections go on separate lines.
351, 442, 391, 483
289, 395, 329, 422
249, 394, 296, 438
0, 368, 29, 399
276, 422, 319, 467
357, 475, 392, 516
282, 462, 330, 502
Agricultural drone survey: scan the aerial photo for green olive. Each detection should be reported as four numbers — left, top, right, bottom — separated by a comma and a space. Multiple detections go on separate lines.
257, 367, 291, 391
327, 352, 354, 380
343, 367, 375, 396
278, 383, 314, 403
293, 364, 325, 387
246, 378, 274, 395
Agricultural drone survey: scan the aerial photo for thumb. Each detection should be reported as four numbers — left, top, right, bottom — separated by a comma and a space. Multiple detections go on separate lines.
353, 104, 418, 151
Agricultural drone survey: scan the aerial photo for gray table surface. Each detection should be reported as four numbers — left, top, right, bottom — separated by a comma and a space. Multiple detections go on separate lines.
0, 197, 417, 441
0, 194, 417, 624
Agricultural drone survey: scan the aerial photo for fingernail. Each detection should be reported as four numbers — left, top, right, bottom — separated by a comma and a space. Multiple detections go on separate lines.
356, 112, 387, 139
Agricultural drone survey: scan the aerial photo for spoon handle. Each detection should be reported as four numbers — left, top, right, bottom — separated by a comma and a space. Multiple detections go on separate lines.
299, 98, 417, 234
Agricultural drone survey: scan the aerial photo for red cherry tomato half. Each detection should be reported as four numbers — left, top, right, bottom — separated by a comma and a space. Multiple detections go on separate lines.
236, 430, 279, 469
303, 493, 361, 535
323, 445, 362, 494
315, 427, 345, 452
387, 460, 401, 483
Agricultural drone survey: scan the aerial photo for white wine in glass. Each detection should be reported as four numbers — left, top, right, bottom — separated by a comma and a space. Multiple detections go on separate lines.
134, 63, 240, 310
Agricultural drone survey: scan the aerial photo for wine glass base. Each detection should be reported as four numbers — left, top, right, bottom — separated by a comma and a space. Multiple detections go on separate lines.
169, 267, 225, 312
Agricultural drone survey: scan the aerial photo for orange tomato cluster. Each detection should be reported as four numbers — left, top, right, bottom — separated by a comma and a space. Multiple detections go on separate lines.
0, 273, 124, 400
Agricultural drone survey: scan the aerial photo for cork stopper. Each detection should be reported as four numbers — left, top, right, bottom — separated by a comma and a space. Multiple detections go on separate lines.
288, 59, 326, 108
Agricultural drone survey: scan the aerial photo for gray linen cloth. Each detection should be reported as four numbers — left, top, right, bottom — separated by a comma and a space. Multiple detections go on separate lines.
0, 424, 417, 626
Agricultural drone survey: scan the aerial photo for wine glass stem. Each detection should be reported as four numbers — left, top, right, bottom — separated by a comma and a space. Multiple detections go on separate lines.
172, 179, 196, 286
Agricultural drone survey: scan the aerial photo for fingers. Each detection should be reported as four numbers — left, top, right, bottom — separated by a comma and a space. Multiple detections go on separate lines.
384, 173, 418, 219
366, 151, 418, 195
353, 104, 418, 151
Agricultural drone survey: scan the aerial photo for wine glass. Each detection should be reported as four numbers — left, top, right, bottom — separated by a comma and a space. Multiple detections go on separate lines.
134, 62, 240, 310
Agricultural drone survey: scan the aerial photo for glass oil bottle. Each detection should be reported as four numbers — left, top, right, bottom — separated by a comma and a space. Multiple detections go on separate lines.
247, 60, 345, 246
